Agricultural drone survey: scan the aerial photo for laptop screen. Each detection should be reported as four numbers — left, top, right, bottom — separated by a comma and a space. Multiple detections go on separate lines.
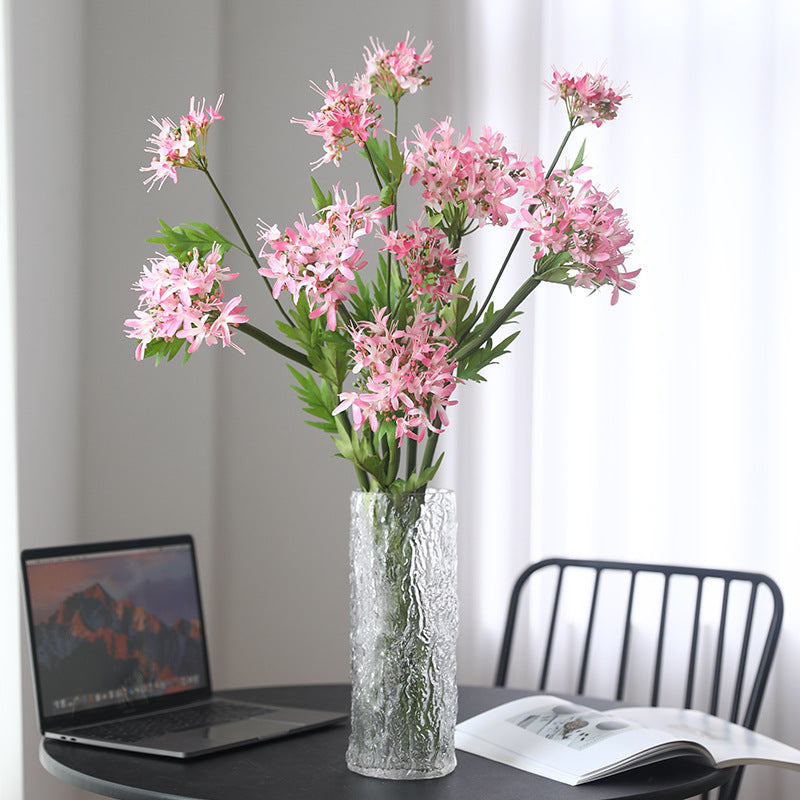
22, 536, 211, 725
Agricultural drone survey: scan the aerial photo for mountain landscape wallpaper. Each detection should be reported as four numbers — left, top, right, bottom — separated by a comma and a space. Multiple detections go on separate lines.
26, 545, 206, 715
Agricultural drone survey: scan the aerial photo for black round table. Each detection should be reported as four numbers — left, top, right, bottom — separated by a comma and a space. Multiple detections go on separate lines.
40, 684, 733, 800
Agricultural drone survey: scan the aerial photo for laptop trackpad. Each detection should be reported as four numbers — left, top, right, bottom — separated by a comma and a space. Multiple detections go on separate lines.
147, 718, 299, 754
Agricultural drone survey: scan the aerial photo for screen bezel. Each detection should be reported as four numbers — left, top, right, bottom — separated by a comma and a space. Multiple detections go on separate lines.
20, 533, 213, 732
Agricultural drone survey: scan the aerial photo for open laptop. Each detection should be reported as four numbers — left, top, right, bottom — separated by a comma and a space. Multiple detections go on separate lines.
20, 534, 345, 758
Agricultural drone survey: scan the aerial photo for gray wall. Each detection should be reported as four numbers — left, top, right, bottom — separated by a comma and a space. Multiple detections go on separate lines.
13, 2, 468, 797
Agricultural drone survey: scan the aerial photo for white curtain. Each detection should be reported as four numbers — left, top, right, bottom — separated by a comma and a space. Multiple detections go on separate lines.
450, 2, 800, 799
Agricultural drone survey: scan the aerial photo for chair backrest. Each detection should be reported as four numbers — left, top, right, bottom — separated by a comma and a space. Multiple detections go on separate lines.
494, 558, 783, 800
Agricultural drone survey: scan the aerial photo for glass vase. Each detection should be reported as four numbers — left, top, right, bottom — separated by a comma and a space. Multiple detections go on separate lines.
346, 488, 458, 780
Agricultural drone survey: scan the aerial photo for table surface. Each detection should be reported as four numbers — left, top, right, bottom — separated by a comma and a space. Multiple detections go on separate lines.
40, 684, 733, 800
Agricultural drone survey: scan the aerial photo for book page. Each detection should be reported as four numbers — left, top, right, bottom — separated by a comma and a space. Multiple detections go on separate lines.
615, 706, 800, 770
456, 696, 689, 784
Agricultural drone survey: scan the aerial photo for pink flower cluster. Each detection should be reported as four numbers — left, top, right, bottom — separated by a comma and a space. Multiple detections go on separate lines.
296, 35, 433, 168
141, 95, 224, 190
258, 188, 392, 329
379, 223, 459, 304
363, 34, 433, 101
548, 69, 627, 127
124, 244, 249, 359
293, 73, 381, 168
405, 120, 529, 228
333, 307, 458, 442
515, 162, 639, 304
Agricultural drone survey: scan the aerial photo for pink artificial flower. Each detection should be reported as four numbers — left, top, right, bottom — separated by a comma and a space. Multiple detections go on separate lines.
333, 306, 459, 443
140, 95, 224, 190
405, 119, 529, 231
258, 186, 392, 329
363, 33, 433, 101
293, 73, 382, 168
548, 69, 628, 128
514, 168, 639, 303
204, 295, 249, 351
379, 222, 460, 303
124, 244, 248, 359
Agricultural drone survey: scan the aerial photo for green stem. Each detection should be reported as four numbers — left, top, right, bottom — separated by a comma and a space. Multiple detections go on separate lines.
405, 437, 418, 481
385, 438, 401, 486
390, 283, 413, 325
237, 322, 312, 368
339, 414, 371, 491
386, 252, 393, 315
363, 144, 384, 192
452, 274, 542, 362
545, 123, 578, 178
392, 100, 400, 238
471, 127, 576, 326
201, 166, 294, 327
420, 432, 439, 474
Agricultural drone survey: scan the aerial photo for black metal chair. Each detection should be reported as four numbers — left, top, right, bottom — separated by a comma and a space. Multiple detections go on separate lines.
495, 558, 784, 800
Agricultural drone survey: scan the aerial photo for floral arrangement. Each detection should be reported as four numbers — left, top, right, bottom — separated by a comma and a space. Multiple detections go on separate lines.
126, 35, 636, 494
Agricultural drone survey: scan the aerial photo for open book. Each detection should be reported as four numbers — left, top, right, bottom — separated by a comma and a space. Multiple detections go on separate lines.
455, 695, 800, 786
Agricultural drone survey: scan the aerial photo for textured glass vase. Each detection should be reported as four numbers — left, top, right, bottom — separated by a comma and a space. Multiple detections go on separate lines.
347, 488, 458, 780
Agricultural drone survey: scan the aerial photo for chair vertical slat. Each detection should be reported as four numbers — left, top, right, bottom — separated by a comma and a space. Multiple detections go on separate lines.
494, 575, 524, 687
729, 584, 757, 724
710, 580, 731, 717
651, 574, 671, 706
616, 571, 637, 701
539, 566, 565, 690
578, 569, 602, 695
743, 580, 784, 729
684, 577, 704, 709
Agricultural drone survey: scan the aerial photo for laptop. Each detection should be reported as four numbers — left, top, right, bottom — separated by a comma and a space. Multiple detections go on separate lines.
20, 533, 346, 758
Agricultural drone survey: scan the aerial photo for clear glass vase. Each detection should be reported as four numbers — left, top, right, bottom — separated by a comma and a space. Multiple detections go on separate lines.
346, 488, 458, 780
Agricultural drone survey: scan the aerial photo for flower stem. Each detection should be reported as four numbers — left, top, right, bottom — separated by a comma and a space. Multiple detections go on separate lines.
343, 417, 371, 492
363, 143, 384, 191
471, 127, 575, 325
386, 440, 401, 485
421, 431, 439, 473
236, 322, 311, 368
201, 166, 294, 327
405, 437, 418, 480
452, 274, 542, 362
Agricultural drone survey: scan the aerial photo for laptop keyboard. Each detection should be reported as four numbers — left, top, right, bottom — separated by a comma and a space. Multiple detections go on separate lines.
73, 700, 276, 743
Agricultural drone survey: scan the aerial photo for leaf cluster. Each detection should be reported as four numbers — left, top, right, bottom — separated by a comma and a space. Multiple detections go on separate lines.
363, 136, 406, 206
140, 336, 194, 366
147, 219, 234, 261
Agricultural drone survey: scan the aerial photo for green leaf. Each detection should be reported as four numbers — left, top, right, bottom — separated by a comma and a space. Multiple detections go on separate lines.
456, 330, 521, 383
537, 266, 572, 284
571, 139, 587, 173
364, 138, 392, 184
145, 336, 190, 366
310, 176, 333, 212
287, 366, 339, 435
348, 271, 376, 322
380, 182, 397, 208
426, 209, 444, 228
333, 432, 354, 460
387, 135, 405, 177
452, 271, 542, 362
147, 219, 234, 262
393, 453, 445, 493
534, 250, 573, 283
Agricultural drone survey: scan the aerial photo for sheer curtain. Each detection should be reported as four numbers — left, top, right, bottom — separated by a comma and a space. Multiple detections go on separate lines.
451, 2, 800, 799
